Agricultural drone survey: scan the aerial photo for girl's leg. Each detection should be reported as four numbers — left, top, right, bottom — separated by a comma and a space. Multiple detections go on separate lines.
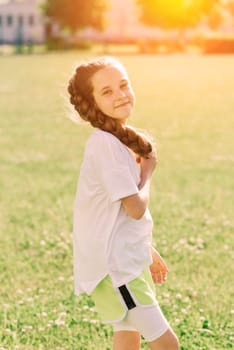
149, 327, 179, 350
119, 305, 179, 350
113, 331, 141, 350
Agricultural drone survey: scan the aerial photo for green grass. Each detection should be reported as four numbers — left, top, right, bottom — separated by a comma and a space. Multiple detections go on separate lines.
0, 51, 233, 350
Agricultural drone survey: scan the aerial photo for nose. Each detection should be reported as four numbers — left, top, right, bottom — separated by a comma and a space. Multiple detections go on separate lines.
115, 88, 126, 99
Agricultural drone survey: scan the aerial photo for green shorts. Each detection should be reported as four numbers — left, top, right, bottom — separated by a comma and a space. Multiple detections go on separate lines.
91, 267, 158, 323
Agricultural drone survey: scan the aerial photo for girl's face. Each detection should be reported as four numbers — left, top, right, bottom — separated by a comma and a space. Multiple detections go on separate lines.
91, 65, 135, 124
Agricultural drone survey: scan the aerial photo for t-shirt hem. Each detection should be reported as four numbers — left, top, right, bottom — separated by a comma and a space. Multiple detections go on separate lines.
110, 262, 152, 289
74, 272, 108, 296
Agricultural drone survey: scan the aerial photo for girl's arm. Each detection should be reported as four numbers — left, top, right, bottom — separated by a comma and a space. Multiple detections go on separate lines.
121, 152, 156, 220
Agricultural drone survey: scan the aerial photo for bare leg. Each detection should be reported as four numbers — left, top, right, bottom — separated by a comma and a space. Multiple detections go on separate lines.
113, 331, 141, 350
149, 327, 179, 350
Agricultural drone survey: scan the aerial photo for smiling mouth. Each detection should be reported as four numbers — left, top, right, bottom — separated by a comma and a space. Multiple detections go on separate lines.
115, 101, 130, 108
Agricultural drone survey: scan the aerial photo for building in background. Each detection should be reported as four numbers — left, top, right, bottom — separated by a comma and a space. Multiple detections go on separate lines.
0, 0, 44, 44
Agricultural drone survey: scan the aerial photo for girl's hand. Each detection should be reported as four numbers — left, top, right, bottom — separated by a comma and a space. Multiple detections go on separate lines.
141, 151, 157, 173
150, 246, 168, 285
138, 151, 157, 190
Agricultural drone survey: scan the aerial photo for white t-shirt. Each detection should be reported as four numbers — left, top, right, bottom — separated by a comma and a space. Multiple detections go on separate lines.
73, 129, 153, 296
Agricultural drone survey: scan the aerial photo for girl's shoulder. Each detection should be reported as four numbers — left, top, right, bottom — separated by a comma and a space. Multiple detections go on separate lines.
87, 129, 123, 150
86, 129, 131, 163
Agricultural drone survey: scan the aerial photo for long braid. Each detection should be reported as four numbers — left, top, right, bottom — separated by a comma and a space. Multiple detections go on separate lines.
68, 57, 154, 158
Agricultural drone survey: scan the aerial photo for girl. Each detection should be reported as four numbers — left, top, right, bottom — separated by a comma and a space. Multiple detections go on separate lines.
68, 56, 179, 350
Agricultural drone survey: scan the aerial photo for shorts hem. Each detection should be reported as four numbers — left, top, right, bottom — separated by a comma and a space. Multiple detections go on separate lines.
113, 325, 138, 332
146, 325, 169, 342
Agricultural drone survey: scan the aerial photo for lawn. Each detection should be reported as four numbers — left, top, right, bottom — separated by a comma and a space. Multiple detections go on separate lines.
0, 51, 233, 350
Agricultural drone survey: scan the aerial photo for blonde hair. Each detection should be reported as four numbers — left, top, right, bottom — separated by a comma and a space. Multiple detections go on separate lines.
67, 56, 154, 158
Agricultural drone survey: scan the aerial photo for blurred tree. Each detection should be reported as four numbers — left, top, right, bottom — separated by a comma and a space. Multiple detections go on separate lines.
207, 3, 226, 29
224, 0, 234, 16
42, 0, 108, 33
206, 0, 234, 29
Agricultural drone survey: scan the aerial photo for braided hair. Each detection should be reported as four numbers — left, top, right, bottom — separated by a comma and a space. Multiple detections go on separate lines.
68, 57, 154, 158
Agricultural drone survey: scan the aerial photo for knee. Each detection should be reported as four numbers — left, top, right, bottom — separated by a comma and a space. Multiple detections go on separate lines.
113, 331, 141, 350
170, 332, 179, 350
166, 328, 179, 350
149, 328, 179, 350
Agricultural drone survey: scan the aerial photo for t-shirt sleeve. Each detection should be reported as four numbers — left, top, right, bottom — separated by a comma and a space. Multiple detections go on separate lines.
92, 132, 139, 202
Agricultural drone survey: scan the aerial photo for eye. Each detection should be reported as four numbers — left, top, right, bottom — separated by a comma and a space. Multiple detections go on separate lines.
102, 89, 112, 96
120, 81, 129, 89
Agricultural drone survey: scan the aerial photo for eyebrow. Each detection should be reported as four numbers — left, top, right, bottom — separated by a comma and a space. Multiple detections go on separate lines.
100, 86, 110, 93
99, 79, 129, 93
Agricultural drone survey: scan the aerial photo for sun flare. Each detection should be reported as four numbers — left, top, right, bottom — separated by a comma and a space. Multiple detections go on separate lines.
138, 0, 214, 27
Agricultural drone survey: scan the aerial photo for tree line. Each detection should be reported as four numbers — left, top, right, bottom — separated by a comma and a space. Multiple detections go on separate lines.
41, 0, 234, 34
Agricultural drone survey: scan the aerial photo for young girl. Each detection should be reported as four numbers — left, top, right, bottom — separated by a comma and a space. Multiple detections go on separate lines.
68, 56, 179, 350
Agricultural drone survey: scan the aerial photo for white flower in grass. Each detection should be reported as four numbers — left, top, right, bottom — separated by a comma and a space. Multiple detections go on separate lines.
175, 293, 182, 300
54, 311, 67, 326
59, 312, 67, 317
192, 291, 197, 298
22, 325, 33, 332
41, 312, 47, 317
181, 308, 188, 314
82, 305, 90, 311
26, 297, 34, 303
54, 319, 66, 326
90, 319, 99, 324
58, 276, 65, 281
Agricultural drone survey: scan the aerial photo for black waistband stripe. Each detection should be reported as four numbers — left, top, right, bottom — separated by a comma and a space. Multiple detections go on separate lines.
118, 285, 136, 310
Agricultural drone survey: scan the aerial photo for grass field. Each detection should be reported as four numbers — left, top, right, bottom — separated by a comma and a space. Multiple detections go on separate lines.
0, 51, 233, 350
